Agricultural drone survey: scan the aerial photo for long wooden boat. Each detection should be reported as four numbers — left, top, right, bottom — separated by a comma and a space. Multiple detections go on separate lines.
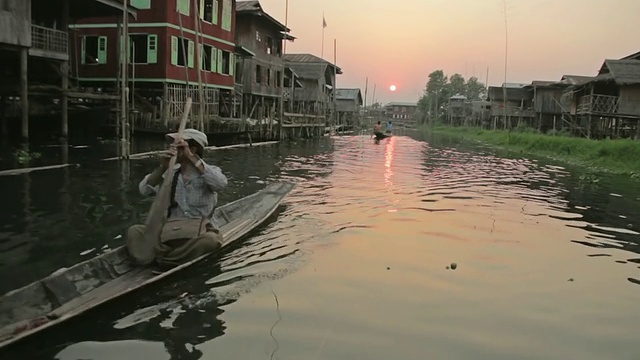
0, 181, 295, 349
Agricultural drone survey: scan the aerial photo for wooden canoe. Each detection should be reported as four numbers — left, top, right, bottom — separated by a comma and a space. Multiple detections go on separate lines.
0, 181, 295, 349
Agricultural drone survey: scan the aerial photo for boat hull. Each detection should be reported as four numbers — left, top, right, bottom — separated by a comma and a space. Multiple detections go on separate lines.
0, 181, 295, 349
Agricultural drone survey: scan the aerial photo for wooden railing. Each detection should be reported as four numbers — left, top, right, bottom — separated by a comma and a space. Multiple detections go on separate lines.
577, 94, 619, 115
490, 105, 535, 117
31, 25, 68, 55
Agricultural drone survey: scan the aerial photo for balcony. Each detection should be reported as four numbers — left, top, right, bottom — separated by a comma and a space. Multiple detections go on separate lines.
29, 25, 69, 61
577, 94, 619, 115
490, 105, 535, 118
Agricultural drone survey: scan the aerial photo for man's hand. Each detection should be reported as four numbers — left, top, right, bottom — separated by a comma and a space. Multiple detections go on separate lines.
159, 149, 174, 170
173, 139, 194, 158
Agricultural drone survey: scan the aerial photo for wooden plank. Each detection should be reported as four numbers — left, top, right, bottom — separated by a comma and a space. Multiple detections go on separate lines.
0, 164, 79, 177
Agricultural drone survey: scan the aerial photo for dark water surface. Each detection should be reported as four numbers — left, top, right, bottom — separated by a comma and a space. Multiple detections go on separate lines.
1, 133, 640, 360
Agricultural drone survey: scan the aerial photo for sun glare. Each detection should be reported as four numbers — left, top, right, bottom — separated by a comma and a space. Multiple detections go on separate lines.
389, 85, 397, 92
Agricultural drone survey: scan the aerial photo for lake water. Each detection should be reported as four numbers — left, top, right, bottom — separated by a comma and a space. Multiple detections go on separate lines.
1, 132, 639, 360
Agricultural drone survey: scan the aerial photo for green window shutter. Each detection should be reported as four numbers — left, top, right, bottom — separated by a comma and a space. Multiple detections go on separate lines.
81, 37, 86, 64
177, 0, 189, 15
210, 46, 217, 73
229, 53, 235, 77
97, 36, 107, 64
217, 49, 223, 74
221, 0, 229, 30
171, 36, 178, 65
212, 0, 219, 24
188, 40, 194, 68
199, 0, 204, 19
147, 34, 158, 64
198, 44, 204, 70
130, 0, 151, 9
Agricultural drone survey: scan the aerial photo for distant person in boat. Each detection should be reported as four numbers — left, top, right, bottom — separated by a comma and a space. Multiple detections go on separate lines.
386, 121, 393, 134
373, 121, 386, 140
126, 128, 228, 270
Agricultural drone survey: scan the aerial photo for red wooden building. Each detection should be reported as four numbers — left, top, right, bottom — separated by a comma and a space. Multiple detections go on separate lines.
70, 0, 245, 131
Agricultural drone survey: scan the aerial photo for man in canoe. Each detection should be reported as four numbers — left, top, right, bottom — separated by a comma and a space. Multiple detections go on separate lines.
373, 121, 387, 140
126, 128, 228, 269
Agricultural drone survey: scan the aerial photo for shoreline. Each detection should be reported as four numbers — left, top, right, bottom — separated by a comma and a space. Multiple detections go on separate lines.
419, 125, 640, 179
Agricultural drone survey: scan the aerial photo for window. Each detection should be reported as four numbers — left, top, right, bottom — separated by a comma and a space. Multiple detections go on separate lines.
82, 36, 107, 65
255, 31, 261, 42
200, 0, 218, 24
266, 37, 273, 55
220, 50, 232, 75
276, 71, 281, 87
171, 36, 194, 67
201, 44, 217, 72
256, 65, 262, 84
221, 0, 231, 31
130, 0, 151, 9
177, 0, 189, 15
266, 68, 271, 86
129, 34, 158, 64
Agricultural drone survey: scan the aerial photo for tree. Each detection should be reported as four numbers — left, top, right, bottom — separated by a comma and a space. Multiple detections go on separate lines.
448, 74, 466, 96
465, 77, 487, 100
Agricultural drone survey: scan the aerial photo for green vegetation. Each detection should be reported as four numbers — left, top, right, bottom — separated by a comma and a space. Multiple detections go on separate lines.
421, 125, 640, 178
13, 148, 42, 165
416, 70, 487, 125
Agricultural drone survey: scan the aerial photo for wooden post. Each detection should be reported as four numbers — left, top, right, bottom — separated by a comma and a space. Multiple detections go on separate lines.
0, 97, 6, 141
61, 0, 69, 139
20, 47, 29, 142
61, 61, 69, 138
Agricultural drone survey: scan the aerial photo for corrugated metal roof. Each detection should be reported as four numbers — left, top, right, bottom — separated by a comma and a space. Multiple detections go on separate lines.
236, 0, 290, 32
286, 63, 324, 79
236, 0, 260, 12
621, 50, 640, 61
385, 102, 417, 107
560, 75, 595, 86
336, 88, 362, 101
284, 53, 342, 74
596, 59, 640, 85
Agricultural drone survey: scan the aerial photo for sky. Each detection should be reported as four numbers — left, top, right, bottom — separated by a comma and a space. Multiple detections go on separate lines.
257, 0, 640, 105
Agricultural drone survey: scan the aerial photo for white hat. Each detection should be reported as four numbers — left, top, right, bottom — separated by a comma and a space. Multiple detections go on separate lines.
166, 128, 208, 148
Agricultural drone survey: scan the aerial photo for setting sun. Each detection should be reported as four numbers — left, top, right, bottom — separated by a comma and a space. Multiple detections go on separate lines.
390, 85, 397, 92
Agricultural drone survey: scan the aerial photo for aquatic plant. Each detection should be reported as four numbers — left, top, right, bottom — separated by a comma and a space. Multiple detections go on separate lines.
13, 148, 42, 165
422, 125, 640, 177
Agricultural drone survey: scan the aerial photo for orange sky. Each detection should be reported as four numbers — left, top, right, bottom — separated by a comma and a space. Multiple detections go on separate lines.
258, 0, 640, 104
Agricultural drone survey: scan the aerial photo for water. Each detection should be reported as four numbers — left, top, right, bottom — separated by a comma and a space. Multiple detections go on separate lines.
1, 133, 640, 360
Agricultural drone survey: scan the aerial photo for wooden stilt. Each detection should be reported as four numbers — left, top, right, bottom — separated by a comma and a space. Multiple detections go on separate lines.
61, 61, 69, 139
20, 47, 29, 142
61, 0, 70, 139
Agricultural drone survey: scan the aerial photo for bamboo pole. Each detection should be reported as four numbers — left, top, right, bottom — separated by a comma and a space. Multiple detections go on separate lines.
138, 98, 193, 265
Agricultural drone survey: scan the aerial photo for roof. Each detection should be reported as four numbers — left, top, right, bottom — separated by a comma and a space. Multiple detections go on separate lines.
560, 75, 595, 86
487, 86, 531, 101
284, 53, 343, 74
502, 82, 528, 88
336, 88, 362, 102
594, 59, 640, 85
385, 102, 417, 107
236, 0, 292, 35
449, 94, 467, 100
234, 45, 255, 57
620, 50, 640, 61
531, 80, 556, 87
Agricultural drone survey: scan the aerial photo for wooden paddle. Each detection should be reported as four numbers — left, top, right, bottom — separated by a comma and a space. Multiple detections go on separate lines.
136, 97, 193, 265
